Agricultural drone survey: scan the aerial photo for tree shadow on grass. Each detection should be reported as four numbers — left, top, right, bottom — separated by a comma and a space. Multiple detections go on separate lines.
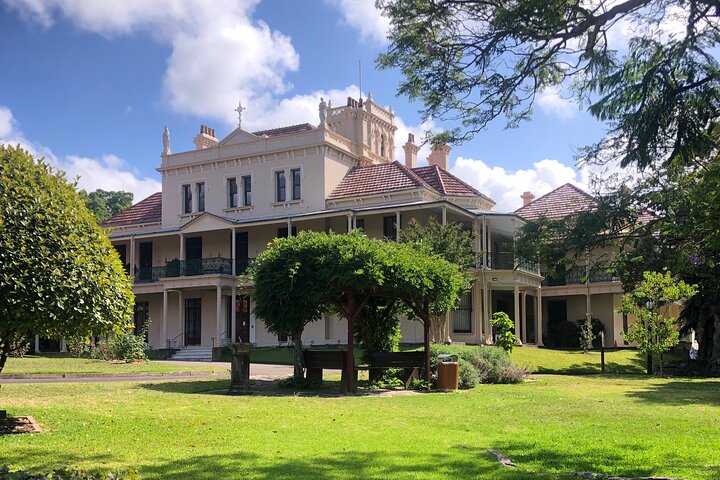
533, 352, 646, 375
624, 379, 720, 407
135, 449, 557, 480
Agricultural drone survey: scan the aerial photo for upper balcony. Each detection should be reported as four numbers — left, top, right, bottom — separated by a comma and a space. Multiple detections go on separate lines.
541, 267, 620, 286
477, 251, 539, 275
134, 257, 255, 284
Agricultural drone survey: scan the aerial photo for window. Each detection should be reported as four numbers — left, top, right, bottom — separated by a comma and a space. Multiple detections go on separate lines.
383, 215, 398, 240
275, 171, 286, 202
182, 184, 192, 214
291, 168, 301, 200
277, 226, 297, 238
380, 136, 386, 157
228, 178, 238, 208
452, 291, 472, 333
242, 175, 252, 206
133, 301, 150, 340
355, 218, 365, 231
197, 182, 205, 212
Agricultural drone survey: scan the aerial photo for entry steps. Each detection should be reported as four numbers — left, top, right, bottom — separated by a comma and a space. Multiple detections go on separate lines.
170, 347, 213, 362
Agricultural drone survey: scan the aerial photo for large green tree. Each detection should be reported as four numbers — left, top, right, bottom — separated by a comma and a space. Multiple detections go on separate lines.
252, 230, 466, 388
399, 217, 476, 341
79, 189, 133, 222
0, 145, 135, 373
380, 0, 720, 370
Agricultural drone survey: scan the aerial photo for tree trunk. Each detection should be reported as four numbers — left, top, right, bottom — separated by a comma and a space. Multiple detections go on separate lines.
0, 350, 7, 374
291, 331, 304, 380
646, 354, 653, 375
711, 310, 720, 373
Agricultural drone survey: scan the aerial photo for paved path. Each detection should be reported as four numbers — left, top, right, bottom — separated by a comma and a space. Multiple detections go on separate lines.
0, 362, 294, 384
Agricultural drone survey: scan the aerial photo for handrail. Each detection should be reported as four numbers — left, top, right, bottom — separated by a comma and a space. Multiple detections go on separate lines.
167, 332, 183, 349
211, 330, 230, 348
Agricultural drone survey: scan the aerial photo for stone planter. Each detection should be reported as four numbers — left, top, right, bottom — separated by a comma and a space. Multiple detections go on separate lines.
228, 342, 253, 395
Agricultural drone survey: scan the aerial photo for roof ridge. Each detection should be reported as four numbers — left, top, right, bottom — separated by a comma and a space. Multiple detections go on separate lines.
393, 160, 435, 191
433, 164, 448, 194
515, 183, 596, 213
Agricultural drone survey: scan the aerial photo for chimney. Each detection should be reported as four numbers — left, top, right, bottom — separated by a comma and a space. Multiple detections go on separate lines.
521, 191, 535, 206
403, 133, 420, 169
194, 124, 218, 150
427, 144, 451, 170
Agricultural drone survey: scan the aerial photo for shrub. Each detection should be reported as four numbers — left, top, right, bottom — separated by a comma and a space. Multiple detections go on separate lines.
66, 336, 90, 358
91, 322, 149, 363
8, 339, 30, 358
0, 465, 138, 479
430, 344, 528, 388
491, 311, 518, 352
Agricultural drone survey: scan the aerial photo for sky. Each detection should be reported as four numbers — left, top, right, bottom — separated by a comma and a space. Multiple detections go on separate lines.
0, 0, 637, 212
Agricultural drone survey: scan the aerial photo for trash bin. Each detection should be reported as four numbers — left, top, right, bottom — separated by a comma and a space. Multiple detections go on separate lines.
436, 354, 459, 391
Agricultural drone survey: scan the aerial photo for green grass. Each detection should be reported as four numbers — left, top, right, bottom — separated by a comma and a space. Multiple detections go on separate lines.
1, 354, 226, 375
1, 375, 718, 479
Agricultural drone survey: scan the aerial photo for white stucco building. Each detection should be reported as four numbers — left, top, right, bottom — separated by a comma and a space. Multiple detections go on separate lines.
80, 95, 628, 357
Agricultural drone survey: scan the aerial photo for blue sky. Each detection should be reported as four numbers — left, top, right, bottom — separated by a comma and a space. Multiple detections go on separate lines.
0, 0, 614, 211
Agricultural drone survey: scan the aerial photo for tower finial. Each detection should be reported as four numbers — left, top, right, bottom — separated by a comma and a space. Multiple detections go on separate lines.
235, 101, 245, 129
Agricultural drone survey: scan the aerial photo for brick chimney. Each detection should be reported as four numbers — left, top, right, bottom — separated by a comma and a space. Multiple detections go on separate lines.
194, 124, 218, 150
521, 191, 535, 206
403, 133, 420, 169
427, 144, 451, 170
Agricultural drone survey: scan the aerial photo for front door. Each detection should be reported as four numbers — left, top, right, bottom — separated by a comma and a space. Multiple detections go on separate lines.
185, 298, 202, 345
225, 295, 251, 343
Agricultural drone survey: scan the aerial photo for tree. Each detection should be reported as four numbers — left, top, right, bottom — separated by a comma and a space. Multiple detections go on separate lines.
491, 312, 518, 352
579, 314, 595, 354
252, 231, 467, 388
0, 145, 135, 373
619, 271, 696, 375
400, 217, 476, 341
79, 189, 133, 222
378, 0, 720, 163
379, 0, 720, 370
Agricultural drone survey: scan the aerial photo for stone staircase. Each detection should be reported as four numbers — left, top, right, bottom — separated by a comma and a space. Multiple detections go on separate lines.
169, 347, 213, 362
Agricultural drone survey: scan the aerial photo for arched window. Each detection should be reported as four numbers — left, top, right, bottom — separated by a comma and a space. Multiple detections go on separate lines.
381, 135, 386, 157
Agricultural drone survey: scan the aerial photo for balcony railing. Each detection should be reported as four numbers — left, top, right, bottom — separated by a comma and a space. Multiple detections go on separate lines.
477, 252, 539, 274
541, 268, 620, 286
133, 257, 256, 283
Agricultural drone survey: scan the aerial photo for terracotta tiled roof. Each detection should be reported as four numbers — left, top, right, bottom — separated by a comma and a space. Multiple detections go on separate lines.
103, 192, 162, 227
253, 123, 315, 137
412, 164, 493, 204
328, 161, 431, 199
515, 183, 596, 220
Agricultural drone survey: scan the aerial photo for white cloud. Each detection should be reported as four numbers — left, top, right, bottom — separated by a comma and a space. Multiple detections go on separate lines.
451, 157, 587, 212
537, 86, 577, 120
5, 0, 300, 125
325, 0, 390, 43
0, 106, 161, 203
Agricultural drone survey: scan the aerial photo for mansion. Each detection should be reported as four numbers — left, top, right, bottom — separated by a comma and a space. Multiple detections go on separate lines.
72, 96, 628, 355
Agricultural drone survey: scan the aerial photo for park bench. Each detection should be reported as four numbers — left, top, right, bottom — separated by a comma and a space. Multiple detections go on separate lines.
364, 351, 425, 388
303, 350, 346, 384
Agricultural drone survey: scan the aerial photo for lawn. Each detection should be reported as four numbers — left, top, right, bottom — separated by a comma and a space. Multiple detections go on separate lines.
1, 354, 226, 375
1, 375, 718, 479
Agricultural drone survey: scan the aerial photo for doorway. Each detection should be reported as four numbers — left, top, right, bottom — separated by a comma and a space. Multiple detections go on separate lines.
226, 295, 251, 343
186, 237, 203, 275
184, 298, 202, 346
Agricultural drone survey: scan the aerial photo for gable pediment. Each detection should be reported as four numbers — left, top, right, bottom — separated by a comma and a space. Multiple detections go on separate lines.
218, 128, 261, 147
180, 212, 235, 234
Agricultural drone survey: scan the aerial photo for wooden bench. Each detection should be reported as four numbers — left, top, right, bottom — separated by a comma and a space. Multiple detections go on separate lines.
303, 350, 346, 383
365, 351, 426, 388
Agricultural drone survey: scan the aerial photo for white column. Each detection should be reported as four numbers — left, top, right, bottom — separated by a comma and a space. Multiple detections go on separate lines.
162, 289, 168, 347
395, 211, 401, 241
34, 335, 40, 354
178, 290, 184, 347
481, 215, 488, 269
287, 218, 293, 237
216, 285, 222, 346
536, 288, 544, 346
441, 206, 447, 225
231, 227, 237, 275
129, 236, 136, 279
514, 284, 521, 339
231, 286, 237, 343
60, 338, 67, 352
179, 233, 185, 261
482, 276, 490, 343
521, 291, 528, 343
347, 214, 353, 232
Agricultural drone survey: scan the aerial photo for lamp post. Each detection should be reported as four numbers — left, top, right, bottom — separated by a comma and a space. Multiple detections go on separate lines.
645, 300, 655, 375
